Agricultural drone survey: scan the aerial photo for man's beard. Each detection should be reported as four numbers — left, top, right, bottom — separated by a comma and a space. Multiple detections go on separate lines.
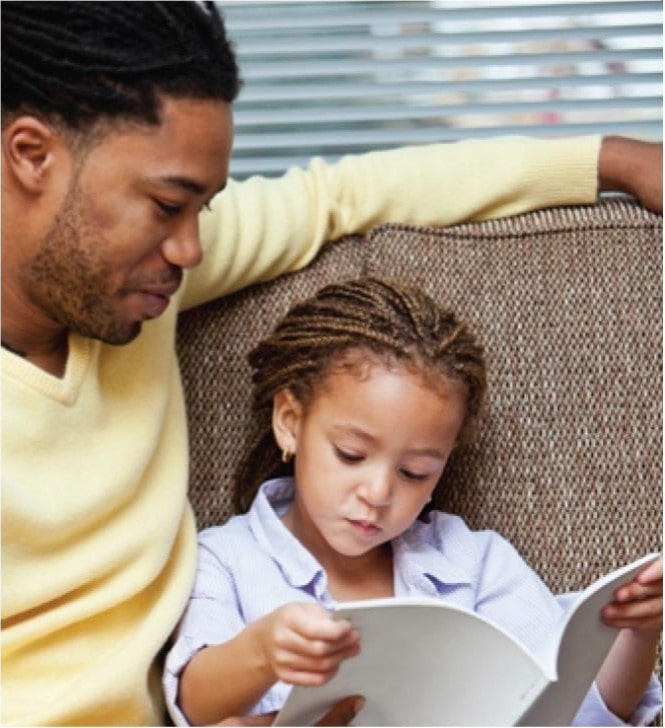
21, 180, 142, 346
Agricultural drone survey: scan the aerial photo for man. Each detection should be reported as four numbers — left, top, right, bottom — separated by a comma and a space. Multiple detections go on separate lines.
1, 2, 661, 725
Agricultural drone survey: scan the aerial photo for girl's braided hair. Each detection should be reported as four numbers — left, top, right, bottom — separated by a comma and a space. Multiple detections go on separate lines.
234, 277, 487, 513
1, 1, 240, 131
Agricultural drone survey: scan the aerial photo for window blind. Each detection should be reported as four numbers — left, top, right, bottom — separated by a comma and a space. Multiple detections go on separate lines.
219, 0, 663, 179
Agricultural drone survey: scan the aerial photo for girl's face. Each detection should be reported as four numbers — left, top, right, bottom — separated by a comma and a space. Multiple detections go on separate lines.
275, 358, 466, 564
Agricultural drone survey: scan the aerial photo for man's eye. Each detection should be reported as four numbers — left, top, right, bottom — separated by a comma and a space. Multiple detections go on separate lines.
155, 200, 182, 217
334, 447, 363, 463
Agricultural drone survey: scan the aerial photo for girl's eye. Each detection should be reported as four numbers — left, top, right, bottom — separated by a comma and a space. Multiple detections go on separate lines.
400, 469, 429, 482
334, 447, 364, 464
155, 200, 182, 217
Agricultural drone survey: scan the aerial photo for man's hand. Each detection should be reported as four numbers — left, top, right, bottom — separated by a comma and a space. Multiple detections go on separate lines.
216, 695, 365, 726
598, 136, 663, 213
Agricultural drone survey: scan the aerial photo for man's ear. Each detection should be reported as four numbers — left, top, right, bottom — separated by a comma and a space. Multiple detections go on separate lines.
2, 116, 60, 194
272, 388, 303, 456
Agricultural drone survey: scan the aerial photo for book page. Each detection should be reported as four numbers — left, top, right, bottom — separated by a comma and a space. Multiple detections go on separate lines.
274, 598, 549, 726
517, 553, 659, 726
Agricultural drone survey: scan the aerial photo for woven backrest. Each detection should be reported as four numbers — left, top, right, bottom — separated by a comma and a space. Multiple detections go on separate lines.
177, 198, 662, 595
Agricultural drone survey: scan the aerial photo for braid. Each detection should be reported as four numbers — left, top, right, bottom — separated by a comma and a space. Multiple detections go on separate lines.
2, 1, 241, 130
234, 278, 487, 513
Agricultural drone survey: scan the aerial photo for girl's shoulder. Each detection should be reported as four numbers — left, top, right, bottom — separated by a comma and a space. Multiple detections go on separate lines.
409, 510, 517, 561
198, 510, 251, 537
412, 509, 477, 539
196, 513, 255, 563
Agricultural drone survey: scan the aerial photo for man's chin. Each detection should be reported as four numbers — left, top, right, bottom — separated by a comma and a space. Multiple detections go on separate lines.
105, 328, 142, 347
74, 320, 143, 347
104, 322, 143, 346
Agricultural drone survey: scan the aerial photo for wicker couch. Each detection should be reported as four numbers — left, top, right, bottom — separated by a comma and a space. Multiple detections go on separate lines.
177, 198, 662, 716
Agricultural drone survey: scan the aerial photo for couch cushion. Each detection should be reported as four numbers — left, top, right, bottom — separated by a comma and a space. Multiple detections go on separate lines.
177, 198, 661, 594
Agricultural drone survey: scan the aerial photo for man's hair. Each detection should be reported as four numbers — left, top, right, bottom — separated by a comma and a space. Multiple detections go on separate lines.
1, 1, 241, 130
233, 277, 487, 513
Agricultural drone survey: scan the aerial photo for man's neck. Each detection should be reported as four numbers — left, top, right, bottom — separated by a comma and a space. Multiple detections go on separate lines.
1, 338, 27, 357
1, 302, 68, 377
2, 289, 70, 377
1, 328, 69, 377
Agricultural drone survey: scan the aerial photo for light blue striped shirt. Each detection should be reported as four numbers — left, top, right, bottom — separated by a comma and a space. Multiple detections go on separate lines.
164, 477, 661, 726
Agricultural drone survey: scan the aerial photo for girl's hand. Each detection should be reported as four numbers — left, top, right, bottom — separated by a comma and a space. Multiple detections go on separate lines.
257, 603, 361, 687
602, 555, 663, 633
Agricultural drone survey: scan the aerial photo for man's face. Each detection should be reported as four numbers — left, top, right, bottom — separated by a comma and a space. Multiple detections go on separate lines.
20, 97, 233, 345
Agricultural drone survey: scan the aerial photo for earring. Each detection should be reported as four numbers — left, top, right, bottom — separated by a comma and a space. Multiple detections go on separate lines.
281, 448, 293, 463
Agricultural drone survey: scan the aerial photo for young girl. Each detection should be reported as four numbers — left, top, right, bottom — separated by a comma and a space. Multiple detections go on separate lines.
164, 278, 662, 726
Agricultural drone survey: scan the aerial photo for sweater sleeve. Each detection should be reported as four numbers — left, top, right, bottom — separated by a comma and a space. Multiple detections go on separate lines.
181, 134, 601, 309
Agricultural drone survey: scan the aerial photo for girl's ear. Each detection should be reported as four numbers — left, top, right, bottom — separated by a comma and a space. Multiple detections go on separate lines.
272, 388, 303, 456
2, 116, 60, 194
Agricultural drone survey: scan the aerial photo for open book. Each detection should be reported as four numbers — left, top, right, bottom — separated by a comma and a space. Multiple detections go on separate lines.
274, 553, 658, 727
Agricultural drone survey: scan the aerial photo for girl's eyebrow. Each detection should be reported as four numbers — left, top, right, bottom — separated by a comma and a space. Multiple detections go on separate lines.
330, 423, 446, 459
330, 422, 374, 442
404, 447, 447, 459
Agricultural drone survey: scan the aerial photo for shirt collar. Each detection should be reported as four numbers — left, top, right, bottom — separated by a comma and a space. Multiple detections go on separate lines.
393, 517, 474, 592
248, 478, 473, 595
248, 477, 326, 591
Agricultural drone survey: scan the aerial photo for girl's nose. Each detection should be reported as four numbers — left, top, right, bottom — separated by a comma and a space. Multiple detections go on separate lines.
359, 471, 393, 507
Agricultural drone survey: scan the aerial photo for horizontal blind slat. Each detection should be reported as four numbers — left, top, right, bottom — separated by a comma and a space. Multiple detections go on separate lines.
232, 120, 662, 151
233, 26, 661, 55
240, 72, 663, 102
223, 1, 661, 26
239, 49, 661, 80
234, 97, 662, 126
219, 1, 662, 180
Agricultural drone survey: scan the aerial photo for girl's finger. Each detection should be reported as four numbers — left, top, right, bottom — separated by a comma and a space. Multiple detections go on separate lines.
603, 597, 663, 624
280, 628, 360, 658
275, 636, 361, 674
615, 581, 662, 603
602, 613, 662, 631
637, 556, 663, 584
290, 609, 355, 642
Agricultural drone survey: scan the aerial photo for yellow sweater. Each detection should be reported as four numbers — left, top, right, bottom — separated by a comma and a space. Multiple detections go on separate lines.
2, 137, 600, 726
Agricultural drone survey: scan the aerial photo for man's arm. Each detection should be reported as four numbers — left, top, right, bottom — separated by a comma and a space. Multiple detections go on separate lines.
183, 135, 661, 310
598, 136, 662, 213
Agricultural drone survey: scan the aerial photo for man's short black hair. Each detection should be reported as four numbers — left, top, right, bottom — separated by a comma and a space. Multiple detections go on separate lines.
1, 1, 241, 130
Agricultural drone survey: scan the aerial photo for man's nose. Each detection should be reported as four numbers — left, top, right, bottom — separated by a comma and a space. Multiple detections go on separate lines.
161, 214, 203, 269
